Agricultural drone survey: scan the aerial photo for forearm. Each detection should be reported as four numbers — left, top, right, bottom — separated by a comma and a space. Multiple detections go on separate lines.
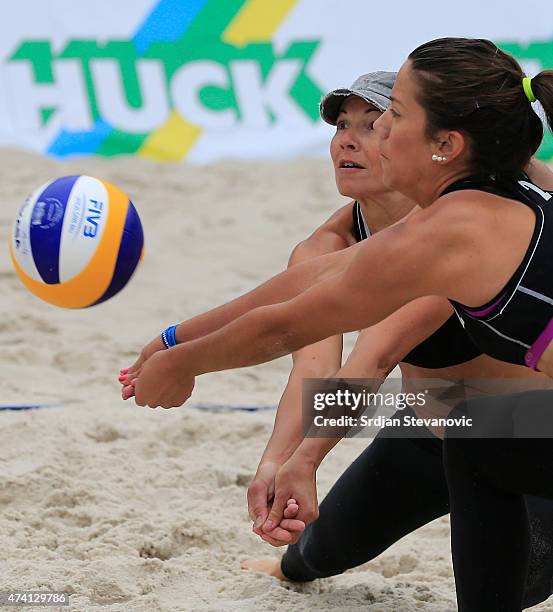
341, 334, 396, 379
259, 224, 352, 465
260, 336, 343, 465
288, 350, 391, 469
172, 292, 334, 377
278, 297, 456, 467
292, 299, 457, 466
259, 329, 391, 469
174, 247, 353, 343
170, 255, 387, 377
342, 295, 454, 377
260, 373, 308, 466
293, 436, 342, 470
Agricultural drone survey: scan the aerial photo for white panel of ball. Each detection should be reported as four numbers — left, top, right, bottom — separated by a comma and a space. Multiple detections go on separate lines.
58, 176, 110, 282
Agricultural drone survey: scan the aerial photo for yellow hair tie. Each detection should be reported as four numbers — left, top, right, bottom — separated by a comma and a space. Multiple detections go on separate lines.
522, 76, 536, 103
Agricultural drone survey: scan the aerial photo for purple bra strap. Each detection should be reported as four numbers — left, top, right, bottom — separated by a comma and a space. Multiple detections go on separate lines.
525, 317, 553, 370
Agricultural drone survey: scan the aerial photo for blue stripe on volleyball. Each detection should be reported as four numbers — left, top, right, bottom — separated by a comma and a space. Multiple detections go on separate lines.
132, 0, 207, 54
30, 175, 79, 284
92, 200, 144, 306
47, 119, 112, 158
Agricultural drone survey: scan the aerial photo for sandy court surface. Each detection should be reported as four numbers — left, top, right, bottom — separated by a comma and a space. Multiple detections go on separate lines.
0, 149, 551, 611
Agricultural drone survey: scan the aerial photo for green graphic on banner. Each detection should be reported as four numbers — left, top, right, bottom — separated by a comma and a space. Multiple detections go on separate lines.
7, 0, 324, 160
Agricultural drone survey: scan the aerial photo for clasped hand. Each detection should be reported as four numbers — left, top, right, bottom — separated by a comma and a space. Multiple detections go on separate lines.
248, 455, 319, 547
119, 338, 194, 409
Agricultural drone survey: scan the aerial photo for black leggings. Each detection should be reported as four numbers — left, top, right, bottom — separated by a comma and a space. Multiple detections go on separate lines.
443, 390, 553, 612
281, 405, 553, 610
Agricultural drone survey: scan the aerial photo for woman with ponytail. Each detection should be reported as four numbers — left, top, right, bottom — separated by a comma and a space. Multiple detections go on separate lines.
125, 38, 553, 610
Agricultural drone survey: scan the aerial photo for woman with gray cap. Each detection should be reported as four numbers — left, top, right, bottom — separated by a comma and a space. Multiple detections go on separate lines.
121, 69, 553, 608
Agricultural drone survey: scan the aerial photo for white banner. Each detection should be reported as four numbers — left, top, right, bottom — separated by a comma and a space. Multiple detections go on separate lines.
1, 0, 553, 162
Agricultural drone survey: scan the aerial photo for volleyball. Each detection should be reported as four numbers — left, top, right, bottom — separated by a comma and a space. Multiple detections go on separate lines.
9, 175, 144, 308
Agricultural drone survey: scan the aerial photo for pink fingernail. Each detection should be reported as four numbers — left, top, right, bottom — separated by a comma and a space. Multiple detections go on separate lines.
264, 520, 274, 531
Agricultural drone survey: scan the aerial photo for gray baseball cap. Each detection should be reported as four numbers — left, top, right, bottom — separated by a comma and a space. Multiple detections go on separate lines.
320, 71, 396, 125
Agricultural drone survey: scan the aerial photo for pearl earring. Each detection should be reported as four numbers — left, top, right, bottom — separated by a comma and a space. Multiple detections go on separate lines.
432, 154, 447, 162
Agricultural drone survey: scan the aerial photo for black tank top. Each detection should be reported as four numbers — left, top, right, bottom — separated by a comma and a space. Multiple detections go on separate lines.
443, 174, 553, 370
352, 201, 482, 368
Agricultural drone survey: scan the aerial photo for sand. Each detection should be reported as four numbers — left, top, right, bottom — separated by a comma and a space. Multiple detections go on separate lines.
0, 149, 551, 611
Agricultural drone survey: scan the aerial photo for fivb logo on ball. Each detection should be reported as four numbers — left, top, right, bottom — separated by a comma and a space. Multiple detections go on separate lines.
5, 0, 323, 161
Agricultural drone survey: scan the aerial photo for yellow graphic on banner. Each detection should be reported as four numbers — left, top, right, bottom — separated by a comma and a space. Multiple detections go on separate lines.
137, 0, 299, 161
222, 0, 297, 46
138, 111, 202, 162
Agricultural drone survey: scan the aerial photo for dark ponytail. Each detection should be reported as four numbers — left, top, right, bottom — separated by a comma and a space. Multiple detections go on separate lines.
531, 70, 553, 134
408, 38, 548, 176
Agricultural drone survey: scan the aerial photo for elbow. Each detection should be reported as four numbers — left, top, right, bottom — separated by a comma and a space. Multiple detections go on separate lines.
353, 335, 400, 377
373, 352, 398, 378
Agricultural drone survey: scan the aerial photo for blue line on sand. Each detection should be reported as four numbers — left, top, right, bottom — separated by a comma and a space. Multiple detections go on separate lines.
0, 404, 65, 412
192, 404, 276, 412
0, 403, 276, 412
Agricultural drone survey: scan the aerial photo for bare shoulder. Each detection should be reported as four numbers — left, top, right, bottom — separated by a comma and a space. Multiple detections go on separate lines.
396, 191, 484, 248
432, 186, 537, 224
407, 189, 534, 277
318, 200, 356, 232
347, 195, 477, 284
290, 201, 354, 263
306, 200, 356, 246
428, 190, 490, 218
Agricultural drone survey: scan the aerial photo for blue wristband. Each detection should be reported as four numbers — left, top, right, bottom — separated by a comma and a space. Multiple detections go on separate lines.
161, 325, 178, 349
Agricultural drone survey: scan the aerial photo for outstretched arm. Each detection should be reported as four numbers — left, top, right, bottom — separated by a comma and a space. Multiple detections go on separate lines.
260, 293, 453, 472
121, 230, 359, 382
131, 201, 479, 408
280, 296, 454, 478
260, 296, 454, 541
252, 206, 354, 463
248, 203, 354, 541
174, 213, 468, 374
